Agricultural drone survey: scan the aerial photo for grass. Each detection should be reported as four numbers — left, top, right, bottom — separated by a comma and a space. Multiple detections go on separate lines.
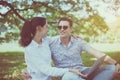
0, 52, 120, 80
0, 52, 26, 80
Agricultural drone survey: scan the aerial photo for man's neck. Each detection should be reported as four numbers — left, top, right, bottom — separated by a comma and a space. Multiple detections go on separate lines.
60, 36, 71, 47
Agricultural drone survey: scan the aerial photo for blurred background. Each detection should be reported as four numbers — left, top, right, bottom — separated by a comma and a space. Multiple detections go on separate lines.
0, 0, 120, 80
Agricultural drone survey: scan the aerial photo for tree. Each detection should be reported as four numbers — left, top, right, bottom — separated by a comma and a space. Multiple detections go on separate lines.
0, 0, 109, 43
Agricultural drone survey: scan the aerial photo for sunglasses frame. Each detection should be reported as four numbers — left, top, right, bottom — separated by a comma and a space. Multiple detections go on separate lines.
57, 26, 69, 30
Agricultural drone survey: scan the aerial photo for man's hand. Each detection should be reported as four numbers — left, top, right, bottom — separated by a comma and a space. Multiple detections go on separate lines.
114, 63, 120, 77
69, 69, 87, 79
72, 34, 83, 40
21, 70, 32, 80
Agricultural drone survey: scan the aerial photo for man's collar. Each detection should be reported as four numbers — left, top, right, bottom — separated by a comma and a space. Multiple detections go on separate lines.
58, 36, 74, 45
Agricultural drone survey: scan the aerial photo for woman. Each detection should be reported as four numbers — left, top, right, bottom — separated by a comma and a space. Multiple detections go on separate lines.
19, 17, 86, 80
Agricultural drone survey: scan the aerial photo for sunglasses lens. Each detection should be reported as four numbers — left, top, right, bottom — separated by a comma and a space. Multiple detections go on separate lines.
58, 26, 68, 30
58, 26, 62, 29
63, 26, 68, 30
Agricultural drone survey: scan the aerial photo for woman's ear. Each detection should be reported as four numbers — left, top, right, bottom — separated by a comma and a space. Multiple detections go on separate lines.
36, 25, 41, 31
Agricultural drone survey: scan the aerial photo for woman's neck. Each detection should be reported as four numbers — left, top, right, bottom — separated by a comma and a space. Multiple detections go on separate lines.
33, 35, 42, 44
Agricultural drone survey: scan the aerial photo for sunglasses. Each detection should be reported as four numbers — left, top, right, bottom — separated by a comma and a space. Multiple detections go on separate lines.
57, 26, 68, 30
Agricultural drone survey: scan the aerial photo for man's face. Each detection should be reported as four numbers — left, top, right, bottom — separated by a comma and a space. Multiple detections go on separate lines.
57, 20, 72, 38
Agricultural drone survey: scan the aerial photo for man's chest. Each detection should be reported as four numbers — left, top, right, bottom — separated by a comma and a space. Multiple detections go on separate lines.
50, 43, 82, 58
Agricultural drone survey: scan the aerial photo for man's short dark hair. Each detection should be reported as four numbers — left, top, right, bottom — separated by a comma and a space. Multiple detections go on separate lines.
58, 17, 73, 27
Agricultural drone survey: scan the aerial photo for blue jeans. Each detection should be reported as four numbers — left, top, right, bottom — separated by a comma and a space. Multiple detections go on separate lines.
62, 65, 116, 80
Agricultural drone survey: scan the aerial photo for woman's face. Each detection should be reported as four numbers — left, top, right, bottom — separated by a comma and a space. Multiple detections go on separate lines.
40, 22, 48, 37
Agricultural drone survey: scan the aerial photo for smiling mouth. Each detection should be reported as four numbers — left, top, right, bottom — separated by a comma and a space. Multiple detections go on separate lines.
60, 32, 65, 34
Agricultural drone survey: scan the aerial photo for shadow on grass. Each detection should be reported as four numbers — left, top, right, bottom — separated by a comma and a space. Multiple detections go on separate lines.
0, 52, 120, 80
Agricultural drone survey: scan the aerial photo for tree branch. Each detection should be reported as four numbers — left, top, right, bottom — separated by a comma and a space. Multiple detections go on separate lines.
0, 1, 26, 21
0, 9, 12, 17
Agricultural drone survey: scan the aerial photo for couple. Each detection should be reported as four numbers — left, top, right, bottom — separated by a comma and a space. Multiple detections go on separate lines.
20, 17, 120, 80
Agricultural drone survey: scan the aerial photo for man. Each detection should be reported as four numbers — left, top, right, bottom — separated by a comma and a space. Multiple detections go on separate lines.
22, 17, 120, 80
49, 17, 120, 80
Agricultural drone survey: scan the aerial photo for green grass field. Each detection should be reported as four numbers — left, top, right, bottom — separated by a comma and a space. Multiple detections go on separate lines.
0, 52, 120, 80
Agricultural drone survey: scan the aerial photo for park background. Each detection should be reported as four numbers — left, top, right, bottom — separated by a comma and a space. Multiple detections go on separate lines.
0, 0, 120, 80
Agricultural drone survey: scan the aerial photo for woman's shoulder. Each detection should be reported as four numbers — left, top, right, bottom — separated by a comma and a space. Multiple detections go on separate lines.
25, 40, 35, 49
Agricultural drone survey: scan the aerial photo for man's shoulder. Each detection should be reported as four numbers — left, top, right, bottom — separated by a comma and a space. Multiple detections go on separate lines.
44, 36, 59, 41
47, 36, 60, 45
72, 37, 89, 45
49, 36, 60, 42
72, 37, 84, 42
51, 35, 60, 40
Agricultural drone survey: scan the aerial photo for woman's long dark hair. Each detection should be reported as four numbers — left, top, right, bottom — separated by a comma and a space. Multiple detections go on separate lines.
19, 17, 46, 47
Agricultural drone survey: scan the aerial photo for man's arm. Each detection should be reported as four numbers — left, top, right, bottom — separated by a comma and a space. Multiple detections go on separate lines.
86, 47, 120, 73
86, 47, 116, 64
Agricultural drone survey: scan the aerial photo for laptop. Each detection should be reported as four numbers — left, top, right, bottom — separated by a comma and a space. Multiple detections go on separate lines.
85, 55, 106, 80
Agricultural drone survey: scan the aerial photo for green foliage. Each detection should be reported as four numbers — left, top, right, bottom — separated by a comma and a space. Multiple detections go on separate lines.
0, 0, 109, 43
72, 14, 108, 41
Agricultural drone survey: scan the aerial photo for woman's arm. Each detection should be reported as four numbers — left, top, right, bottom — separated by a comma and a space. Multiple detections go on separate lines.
25, 49, 85, 77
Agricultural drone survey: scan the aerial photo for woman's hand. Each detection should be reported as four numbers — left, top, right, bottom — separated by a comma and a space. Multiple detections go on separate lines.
69, 69, 87, 79
21, 69, 32, 80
